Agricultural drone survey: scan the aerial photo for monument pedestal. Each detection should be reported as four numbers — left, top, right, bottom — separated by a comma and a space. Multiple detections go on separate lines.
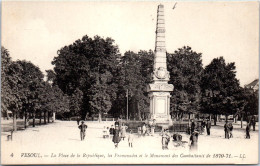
148, 83, 173, 125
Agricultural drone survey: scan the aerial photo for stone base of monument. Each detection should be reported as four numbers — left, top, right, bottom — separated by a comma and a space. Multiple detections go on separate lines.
151, 115, 173, 129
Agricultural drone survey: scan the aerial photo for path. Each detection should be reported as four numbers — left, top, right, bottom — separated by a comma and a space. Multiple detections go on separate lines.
1, 120, 258, 164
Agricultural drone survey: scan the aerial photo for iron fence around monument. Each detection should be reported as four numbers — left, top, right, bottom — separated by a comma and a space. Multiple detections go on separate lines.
168, 122, 190, 133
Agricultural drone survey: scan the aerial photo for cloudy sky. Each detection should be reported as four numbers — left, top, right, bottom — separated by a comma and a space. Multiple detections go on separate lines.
2, 1, 259, 86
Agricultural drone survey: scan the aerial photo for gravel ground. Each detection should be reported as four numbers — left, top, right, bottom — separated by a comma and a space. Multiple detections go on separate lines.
1, 120, 258, 164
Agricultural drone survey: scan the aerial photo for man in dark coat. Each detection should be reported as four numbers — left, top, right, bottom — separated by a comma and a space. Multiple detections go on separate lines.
206, 119, 211, 135
251, 117, 256, 131
246, 123, 250, 139
224, 122, 229, 139
78, 121, 88, 141
201, 119, 206, 133
191, 120, 195, 133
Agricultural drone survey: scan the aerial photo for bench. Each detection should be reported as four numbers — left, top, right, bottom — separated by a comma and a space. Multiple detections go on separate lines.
7, 130, 13, 141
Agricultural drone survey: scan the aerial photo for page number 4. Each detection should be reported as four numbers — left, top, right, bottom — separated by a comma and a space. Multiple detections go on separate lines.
10, 153, 13, 157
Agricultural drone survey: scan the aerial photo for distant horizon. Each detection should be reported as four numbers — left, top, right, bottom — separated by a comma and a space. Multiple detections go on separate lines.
2, 1, 259, 86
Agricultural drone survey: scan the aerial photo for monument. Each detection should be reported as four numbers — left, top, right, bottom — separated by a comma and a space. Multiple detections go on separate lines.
147, 4, 174, 124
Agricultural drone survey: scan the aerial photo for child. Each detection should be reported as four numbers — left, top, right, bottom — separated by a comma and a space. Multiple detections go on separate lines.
142, 124, 147, 136
128, 130, 134, 148
162, 129, 170, 150
109, 125, 115, 138
121, 123, 128, 141
103, 126, 109, 138
137, 126, 142, 137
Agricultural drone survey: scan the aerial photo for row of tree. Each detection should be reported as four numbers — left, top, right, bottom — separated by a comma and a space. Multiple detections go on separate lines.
2, 34, 258, 128
51, 35, 258, 122
1, 47, 69, 131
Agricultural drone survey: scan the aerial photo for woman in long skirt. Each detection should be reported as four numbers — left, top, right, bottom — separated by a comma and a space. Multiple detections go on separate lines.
121, 123, 128, 141
113, 125, 121, 148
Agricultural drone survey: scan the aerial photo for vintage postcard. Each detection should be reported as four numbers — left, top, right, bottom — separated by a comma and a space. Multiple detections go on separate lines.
1, 1, 259, 165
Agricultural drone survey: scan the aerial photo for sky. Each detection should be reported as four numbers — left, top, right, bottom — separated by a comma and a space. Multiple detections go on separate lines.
2, 1, 259, 86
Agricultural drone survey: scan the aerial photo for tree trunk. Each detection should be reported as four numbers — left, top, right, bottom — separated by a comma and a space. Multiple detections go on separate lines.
6, 110, 10, 120
225, 114, 228, 123
47, 111, 50, 123
241, 114, 243, 128
138, 109, 141, 121
13, 111, 17, 131
24, 112, 27, 129
98, 112, 102, 122
53, 112, 55, 122
39, 112, 42, 125
214, 114, 217, 126
188, 113, 191, 120
32, 112, 35, 127
44, 111, 47, 124
180, 112, 184, 121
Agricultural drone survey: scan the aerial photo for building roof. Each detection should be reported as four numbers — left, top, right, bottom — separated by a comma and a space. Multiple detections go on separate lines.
244, 79, 259, 91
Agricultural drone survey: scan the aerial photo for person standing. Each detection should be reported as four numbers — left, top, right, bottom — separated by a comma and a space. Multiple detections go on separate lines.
78, 121, 88, 141
229, 123, 233, 138
137, 126, 142, 137
201, 119, 206, 133
206, 119, 211, 135
191, 120, 195, 133
251, 117, 256, 131
224, 122, 229, 139
128, 130, 134, 148
161, 129, 170, 150
121, 123, 128, 141
115, 120, 119, 127
76, 116, 80, 125
150, 120, 156, 136
142, 123, 147, 136
109, 125, 115, 138
189, 131, 199, 152
246, 123, 250, 139
113, 124, 121, 148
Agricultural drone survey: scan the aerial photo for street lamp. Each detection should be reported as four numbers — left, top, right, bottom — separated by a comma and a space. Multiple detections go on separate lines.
126, 89, 129, 121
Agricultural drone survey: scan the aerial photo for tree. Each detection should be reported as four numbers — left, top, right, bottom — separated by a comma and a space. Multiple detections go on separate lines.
70, 88, 83, 117
201, 57, 241, 124
112, 50, 153, 120
1, 46, 12, 119
167, 46, 203, 120
52, 35, 120, 119
241, 88, 258, 124
16, 60, 44, 127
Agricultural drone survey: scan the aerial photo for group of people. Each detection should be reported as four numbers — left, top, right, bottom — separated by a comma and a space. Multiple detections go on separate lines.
224, 122, 234, 139
160, 128, 198, 152
137, 123, 155, 137
109, 121, 133, 148
77, 117, 257, 150
190, 119, 211, 136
